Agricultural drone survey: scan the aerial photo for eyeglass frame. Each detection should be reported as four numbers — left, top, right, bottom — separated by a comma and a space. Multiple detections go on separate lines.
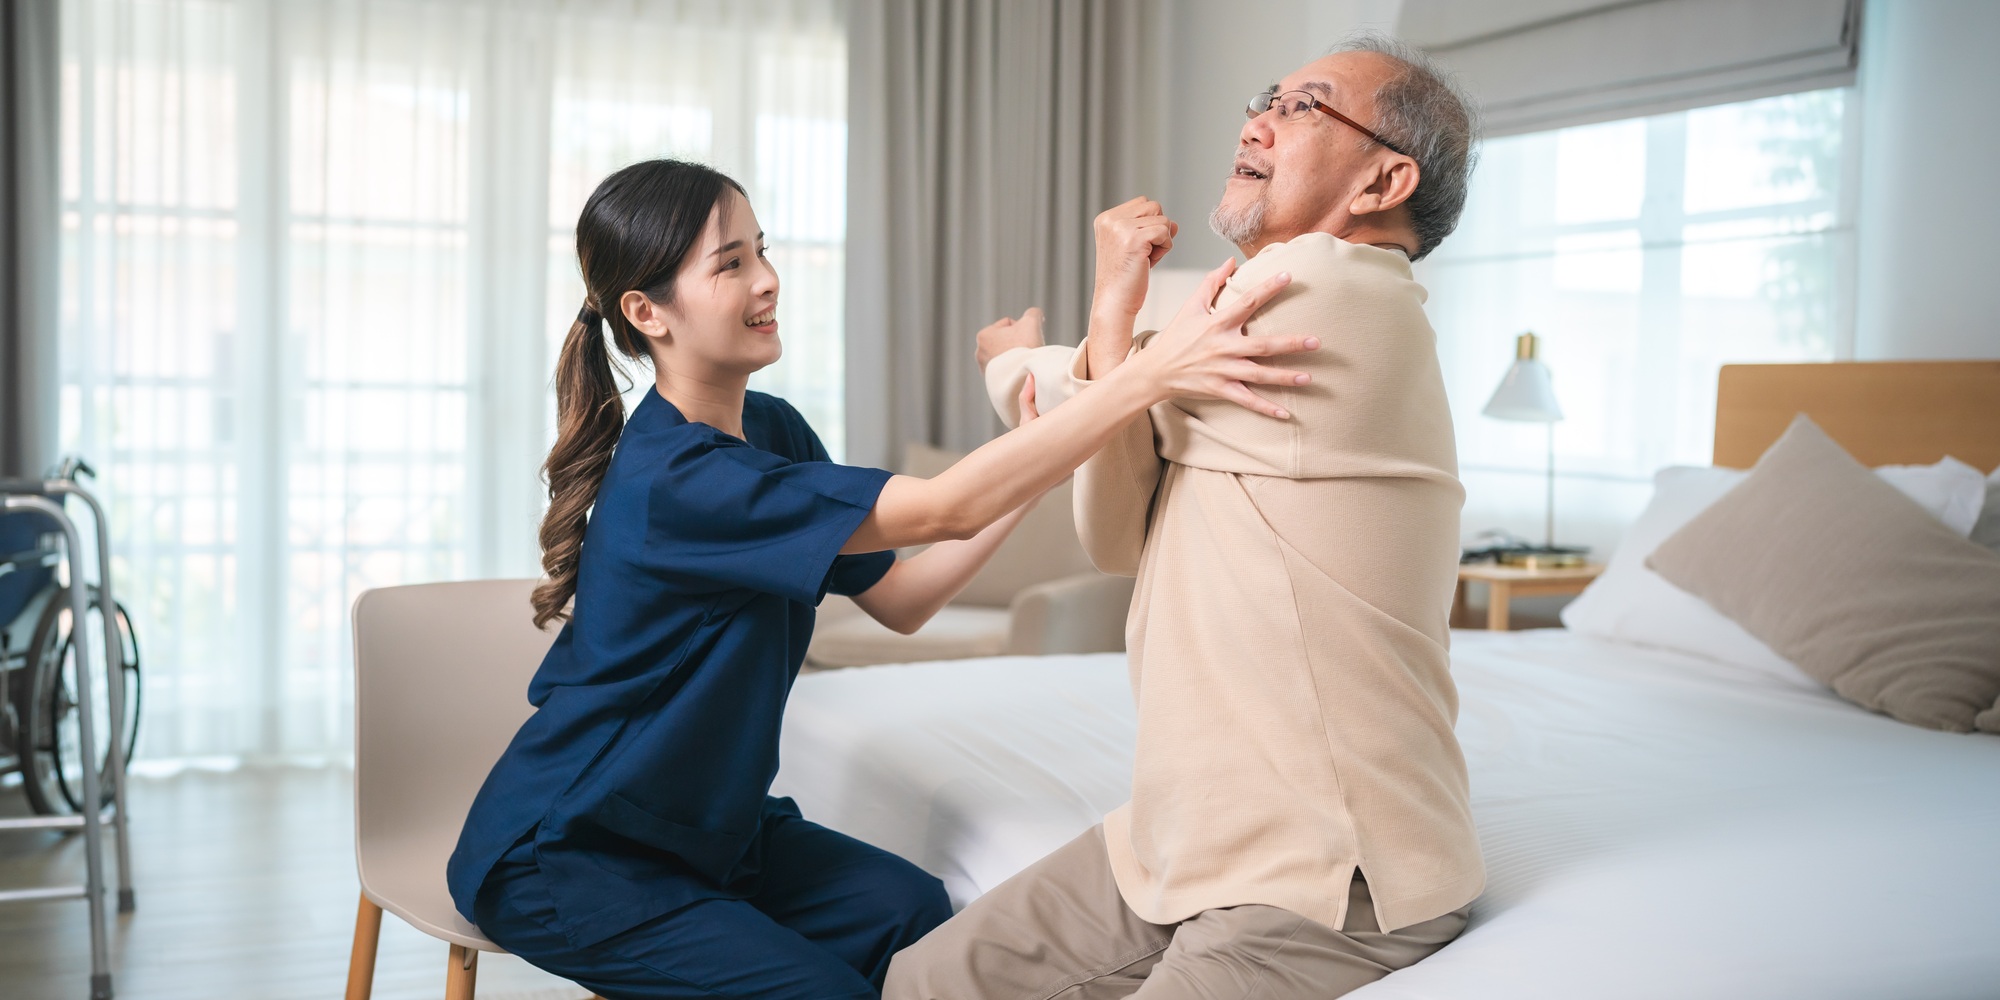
1246, 88, 1409, 158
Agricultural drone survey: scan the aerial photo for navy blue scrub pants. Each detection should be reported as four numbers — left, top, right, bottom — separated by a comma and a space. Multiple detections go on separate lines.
473, 814, 953, 1000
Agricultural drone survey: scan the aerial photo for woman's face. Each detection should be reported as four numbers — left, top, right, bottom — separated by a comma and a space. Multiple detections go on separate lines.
635, 187, 782, 377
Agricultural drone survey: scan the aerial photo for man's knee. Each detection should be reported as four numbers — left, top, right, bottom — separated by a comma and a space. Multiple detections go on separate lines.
882, 894, 987, 1000
883, 923, 953, 1000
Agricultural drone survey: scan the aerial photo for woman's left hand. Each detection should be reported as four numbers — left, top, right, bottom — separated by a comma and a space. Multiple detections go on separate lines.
1017, 372, 1041, 425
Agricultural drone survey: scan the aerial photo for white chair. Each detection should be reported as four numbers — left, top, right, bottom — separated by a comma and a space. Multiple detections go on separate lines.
345, 579, 595, 1000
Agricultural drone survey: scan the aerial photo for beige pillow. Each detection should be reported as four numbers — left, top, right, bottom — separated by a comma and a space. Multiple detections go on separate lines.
1646, 416, 2000, 734
901, 443, 1099, 607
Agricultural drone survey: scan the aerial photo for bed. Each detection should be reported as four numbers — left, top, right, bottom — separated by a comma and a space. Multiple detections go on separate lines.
770, 361, 2000, 998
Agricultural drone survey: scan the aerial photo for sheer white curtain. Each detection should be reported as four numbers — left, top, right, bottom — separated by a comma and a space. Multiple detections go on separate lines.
1418, 88, 1854, 557
57, 0, 846, 762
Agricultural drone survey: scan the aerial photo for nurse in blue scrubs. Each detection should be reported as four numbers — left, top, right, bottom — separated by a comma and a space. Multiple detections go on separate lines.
445, 158, 1314, 999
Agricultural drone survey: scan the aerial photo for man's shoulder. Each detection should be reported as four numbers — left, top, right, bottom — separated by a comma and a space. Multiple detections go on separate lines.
1246, 232, 1410, 277
1235, 233, 1423, 309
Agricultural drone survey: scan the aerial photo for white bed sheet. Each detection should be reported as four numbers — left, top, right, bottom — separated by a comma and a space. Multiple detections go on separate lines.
772, 630, 2000, 999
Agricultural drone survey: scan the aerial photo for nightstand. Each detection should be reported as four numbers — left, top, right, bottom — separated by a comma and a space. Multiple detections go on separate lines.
1452, 562, 1604, 631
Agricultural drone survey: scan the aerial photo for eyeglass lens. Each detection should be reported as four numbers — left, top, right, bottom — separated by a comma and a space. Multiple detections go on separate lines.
1246, 91, 1308, 120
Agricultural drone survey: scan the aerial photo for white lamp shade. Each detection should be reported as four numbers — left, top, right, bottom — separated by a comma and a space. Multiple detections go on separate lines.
1482, 358, 1563, 422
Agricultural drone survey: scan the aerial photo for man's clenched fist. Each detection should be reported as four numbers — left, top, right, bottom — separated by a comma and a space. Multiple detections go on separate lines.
1092, 196, 1178, 327
975, 307, 1046, 374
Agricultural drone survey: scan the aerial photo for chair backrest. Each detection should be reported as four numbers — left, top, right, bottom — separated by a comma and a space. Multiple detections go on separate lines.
351, 579, 554, 897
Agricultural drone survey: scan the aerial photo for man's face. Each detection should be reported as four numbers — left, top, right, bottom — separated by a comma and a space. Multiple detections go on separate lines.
1211, 51, 1400, 253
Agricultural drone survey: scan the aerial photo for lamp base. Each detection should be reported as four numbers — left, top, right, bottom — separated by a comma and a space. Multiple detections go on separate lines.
1495, 546, 1591, 570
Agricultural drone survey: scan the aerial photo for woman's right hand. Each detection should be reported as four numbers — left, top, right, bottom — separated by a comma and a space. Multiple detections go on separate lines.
1115, 258, 1319, 419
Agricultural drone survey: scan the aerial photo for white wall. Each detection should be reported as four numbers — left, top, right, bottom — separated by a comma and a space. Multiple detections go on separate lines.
1853, 0, 2000, 360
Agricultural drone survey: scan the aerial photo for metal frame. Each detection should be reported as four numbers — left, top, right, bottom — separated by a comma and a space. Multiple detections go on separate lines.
0, 480, 135, 1000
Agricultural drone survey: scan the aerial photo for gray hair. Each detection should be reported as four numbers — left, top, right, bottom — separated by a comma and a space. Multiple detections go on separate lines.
1333, 31, 1480, 261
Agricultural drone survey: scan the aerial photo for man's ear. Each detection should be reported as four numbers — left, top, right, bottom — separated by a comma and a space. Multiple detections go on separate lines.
1349, 155, 1421, 218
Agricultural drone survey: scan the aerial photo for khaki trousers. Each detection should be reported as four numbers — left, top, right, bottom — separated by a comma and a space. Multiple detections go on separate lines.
885, 827, 1468, 1000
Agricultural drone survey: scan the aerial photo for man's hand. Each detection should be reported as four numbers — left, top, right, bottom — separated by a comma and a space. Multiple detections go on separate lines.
1088, 196, 1177, 378
976, 307, 1046, 375
1093, 196, 1177, 322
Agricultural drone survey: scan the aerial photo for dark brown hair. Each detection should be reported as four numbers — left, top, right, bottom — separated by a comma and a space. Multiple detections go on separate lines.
533, 159, 745, 628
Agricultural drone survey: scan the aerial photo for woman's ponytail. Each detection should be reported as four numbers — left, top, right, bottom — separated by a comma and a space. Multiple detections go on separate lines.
532, 303, 625, 628
531, 159, 745, 629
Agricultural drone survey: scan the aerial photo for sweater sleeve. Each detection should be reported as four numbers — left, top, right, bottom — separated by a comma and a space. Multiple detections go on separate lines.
983, 343, 1087, 426
1065, 342, 1162, 577
984, 340, 1162, 576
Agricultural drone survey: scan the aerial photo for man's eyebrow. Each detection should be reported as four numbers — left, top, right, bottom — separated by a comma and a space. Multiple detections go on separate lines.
1263, 83, 1279, 97
1301, 81, 1336, 100
709, 232, 765, 258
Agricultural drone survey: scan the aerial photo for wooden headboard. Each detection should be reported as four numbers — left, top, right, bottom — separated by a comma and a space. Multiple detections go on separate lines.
1714, 361, 2000, 473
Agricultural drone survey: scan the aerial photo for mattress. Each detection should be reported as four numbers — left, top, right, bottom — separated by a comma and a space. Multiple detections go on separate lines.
771, 629, 2000, 999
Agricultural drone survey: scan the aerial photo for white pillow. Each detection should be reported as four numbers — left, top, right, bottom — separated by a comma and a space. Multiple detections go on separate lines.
1888, 456, 1992, 536
1561, 456, 1988, 686
1973, 466, 2000, 553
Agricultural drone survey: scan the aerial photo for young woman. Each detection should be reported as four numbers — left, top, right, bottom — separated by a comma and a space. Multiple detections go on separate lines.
444, 159, 1313, 1000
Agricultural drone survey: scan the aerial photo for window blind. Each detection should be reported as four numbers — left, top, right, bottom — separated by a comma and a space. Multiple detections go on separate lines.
1399, 0, 1860, 135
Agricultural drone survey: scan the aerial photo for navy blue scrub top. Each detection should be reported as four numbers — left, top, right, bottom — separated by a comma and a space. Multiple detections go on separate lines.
446, 388, 896, 947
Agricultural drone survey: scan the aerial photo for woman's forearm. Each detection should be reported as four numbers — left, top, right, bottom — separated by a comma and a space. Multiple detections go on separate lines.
842, 369, 1156, 553
851, 501, 1034, 634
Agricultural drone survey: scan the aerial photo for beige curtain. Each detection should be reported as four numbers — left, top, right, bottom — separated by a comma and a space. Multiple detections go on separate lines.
2, 0, 59, 478
844, 0, 1167, 464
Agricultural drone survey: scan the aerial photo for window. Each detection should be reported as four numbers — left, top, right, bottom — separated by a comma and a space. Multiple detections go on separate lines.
57, 0, 847, 761
542, 18, 848, 454
1419, 89, 1854, 553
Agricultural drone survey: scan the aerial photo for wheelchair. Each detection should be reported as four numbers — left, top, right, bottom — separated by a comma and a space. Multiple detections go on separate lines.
0, 457, 141, 817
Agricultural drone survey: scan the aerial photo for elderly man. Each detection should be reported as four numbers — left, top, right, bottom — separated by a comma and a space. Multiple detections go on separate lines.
884, 35, 1483, 999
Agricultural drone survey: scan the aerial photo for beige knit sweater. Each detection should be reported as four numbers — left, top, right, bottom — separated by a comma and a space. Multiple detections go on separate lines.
984, 233, 1482, 933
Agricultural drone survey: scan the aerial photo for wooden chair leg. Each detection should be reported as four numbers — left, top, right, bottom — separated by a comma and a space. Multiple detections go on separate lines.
344, 894, 384, 1000
446, 943, 480, 1000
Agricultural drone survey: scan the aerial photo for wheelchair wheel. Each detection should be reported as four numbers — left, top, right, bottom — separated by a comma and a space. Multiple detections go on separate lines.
18, 587, 141, 816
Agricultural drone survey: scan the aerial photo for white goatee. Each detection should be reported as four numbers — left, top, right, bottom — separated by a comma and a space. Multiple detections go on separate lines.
1209, 195, 1266, 246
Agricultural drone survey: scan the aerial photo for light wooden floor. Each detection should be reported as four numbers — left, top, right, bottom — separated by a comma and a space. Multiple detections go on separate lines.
0, 765, 590, 1000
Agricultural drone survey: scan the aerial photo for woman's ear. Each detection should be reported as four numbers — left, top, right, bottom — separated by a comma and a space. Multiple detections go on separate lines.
622, 289, 670, 345
1349, 155, 1420, 218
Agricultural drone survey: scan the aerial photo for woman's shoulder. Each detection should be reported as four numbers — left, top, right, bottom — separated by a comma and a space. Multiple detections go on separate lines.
613, 391, 824, 478
744, 391, 827, 461
744, 389, 804, 424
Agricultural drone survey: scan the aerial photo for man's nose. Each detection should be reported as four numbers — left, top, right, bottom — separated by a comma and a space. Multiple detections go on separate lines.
1238, 111, 1274, 149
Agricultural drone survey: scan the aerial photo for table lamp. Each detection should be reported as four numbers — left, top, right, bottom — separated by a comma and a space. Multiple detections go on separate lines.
1480, 332, 1587, 567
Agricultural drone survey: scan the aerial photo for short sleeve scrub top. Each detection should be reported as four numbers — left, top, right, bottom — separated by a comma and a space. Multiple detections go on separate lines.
446, 387, 900, 948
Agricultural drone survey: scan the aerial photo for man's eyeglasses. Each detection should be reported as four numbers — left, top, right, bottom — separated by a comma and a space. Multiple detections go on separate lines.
1246, 90, 1408, 158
